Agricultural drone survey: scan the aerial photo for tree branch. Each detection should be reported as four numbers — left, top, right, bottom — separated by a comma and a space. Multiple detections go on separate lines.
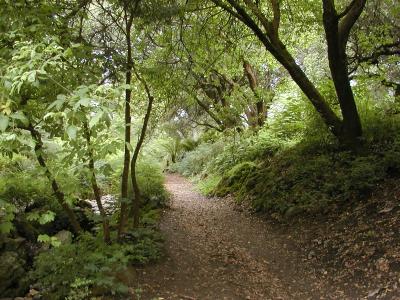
339, 0, 366, 45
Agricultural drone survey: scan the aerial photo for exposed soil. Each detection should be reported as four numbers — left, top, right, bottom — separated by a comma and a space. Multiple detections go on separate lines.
135, 174, 400, 300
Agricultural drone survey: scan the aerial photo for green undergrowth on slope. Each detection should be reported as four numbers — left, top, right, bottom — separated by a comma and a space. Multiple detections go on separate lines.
175, 109, 400, 217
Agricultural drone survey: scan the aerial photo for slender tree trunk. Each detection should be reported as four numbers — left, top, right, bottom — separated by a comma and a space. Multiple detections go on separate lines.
243, 60, 265, 127
28, 124, 82, 234
117, 12, 134, 239
83, 121, 111, 244
131, 66, 155, 228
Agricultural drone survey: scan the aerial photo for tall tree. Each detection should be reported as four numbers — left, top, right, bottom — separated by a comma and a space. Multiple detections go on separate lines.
210, 0, 367, 145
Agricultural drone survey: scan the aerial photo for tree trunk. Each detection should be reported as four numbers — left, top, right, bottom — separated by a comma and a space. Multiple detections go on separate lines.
28, 124, 82, 234
269, 42, 344, 137
83, 121, 111, 244
131, 66, 155, 228
211, 0, 365, 145
117, 12, 134, 239
323, 1, 363, 145
243, 60, 265, 127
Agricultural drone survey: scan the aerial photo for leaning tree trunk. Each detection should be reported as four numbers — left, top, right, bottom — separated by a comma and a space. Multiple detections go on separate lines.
211, 0, 365, 146
28, 124, 82, 234
131, 65, 155, 228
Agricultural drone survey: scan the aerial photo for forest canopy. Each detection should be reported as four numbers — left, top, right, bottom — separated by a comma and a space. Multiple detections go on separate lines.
0, 0, 399, 298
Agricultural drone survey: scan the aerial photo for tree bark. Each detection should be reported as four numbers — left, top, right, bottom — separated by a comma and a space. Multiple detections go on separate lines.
83, 121, 111, 244
212, 0, 365, 145
243, 60, 265, 127
117, 11, 134, 239
131, 65, 155, 228
323, 0, 364, 144
28, 124, 82, 234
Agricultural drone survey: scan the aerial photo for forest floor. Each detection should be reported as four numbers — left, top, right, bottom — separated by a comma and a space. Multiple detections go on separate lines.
135, 174, 400, 300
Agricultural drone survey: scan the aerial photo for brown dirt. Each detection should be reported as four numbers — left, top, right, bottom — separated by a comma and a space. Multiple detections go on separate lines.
135, 174, 326, 299
134, 174, 400, 300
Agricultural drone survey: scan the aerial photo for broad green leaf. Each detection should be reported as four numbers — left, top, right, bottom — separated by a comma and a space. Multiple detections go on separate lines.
11, 111, 29, 126
89, 111, 103, 128
48, 94, 67, 110
38, 211, 55, 225
50, 237, 61, 247
27, 70, 37, 82
38, 234, 50, 243
0, 114, 9, 131
66, 125, 78, 140
79, 97, 91, 107
27, 211, 40, 222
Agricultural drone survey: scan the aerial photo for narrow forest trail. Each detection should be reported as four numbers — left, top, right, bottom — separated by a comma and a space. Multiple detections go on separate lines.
136, 174, 333, 300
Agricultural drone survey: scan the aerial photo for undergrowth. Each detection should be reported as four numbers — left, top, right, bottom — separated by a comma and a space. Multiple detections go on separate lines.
173, 102, 400, 217
28, 230, 162, 299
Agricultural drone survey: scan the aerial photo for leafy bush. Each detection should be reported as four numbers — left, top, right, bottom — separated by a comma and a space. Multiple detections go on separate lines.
0, 173, 55, 210
108, 157, 169, 212
173, 141, 224, 176
135, 161, 169, 208
196, 174, 222, 196
29, 230, 162, 299
214, 161, 258, 197
215, 141, 400, 215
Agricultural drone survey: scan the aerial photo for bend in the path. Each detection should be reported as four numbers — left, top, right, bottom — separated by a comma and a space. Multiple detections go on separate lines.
137, 174, 324, 300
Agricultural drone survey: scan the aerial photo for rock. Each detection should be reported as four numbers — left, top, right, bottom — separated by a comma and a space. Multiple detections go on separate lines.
54, 230, 72, 245
0, 251, 28, 297
86, 195, 117, 215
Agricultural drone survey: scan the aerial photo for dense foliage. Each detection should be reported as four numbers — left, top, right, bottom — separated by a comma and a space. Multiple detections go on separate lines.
0, 0, 398, 298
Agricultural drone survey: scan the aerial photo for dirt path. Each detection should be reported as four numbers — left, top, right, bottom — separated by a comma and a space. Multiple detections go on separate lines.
136, 174, 331, 299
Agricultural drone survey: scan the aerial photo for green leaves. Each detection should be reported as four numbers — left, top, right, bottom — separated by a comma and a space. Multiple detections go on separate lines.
0, 114, 9, 132
89, 111, 103, 128
73, 97, 92, 110
27, 210, 56, 225
0, 200, 16, 234
66, 125, 78, 140
48, 94, 67, 110
38, 234, 61, 247
10, 111, 29, 126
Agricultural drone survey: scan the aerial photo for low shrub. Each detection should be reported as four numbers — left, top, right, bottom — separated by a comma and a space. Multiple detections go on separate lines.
173, 141, 224, 176
108, 158, 169, 209
214, 161, 258, 198
28, 230, 162, 299
196, 174, 222, 196
215, 140, 400, 215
